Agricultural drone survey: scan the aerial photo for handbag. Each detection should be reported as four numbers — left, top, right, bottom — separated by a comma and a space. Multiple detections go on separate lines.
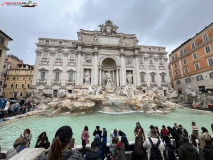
86, 139, 89, 144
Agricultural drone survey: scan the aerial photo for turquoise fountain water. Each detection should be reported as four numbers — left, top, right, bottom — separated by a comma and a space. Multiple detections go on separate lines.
0, 108, 212, 151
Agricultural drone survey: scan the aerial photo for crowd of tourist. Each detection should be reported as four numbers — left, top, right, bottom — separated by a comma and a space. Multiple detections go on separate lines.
0, 122, 213, 160
0, 98, 36, 122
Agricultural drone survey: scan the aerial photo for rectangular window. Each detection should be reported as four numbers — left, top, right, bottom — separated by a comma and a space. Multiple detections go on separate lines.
185, 78, 191, 83
27, 84, 30, 88
194, 62, 200, 71
55, 72, 60, 81
46, 40, 49, 44
15, 84, 18, 88
141, 75, 145, 82
176, 80, 181, 85
7, 70, 10, 74
173, 55, 176, 61
43, 51, 48, 58
175, 71, 179, 77
139, 57, 143, 64
56, 53, 62, 59
161, 75, 165, 82
70, 54, 75, 61
207, 57, 213, 66
149, 58, 153, 64
6, 78, 9, 80
17, 78, 19, 80
11, 84, 13, 88
203, 33, 208, 42
20, 92, 22, 96
151, 75, 155, 82
181, 49, 186, 56
174, 63, 177, 68
210, 72, 213, 78
184, 67, 189, 74
0, 81, 2, 85
183, 58, 187, 64
68, 73, 74, 81
13, 77, 15, 80
191, 42, 195, 50
0, 36, 5, 45
59, 41, 62, 45
205, 45, 211, 54
193, 53, 197, 60
23, 77, 25, 80
196, 75, 203, 81
22, 84, 24, 88
41, 72, 46, 81
0, 49, 2, 57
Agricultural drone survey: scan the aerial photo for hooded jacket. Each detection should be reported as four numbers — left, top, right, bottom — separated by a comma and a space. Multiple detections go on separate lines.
83, 151, 101, 160
114, 141, 126, 160
178, 142, 199, 160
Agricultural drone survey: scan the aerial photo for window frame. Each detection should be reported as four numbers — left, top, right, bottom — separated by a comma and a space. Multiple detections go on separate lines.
191, 42, 195, 50
183, 58, 187, 65
207, 57, 213, 66
203, 33, 208, 42
194, 62, 200, 71
193, 52, 197, 60
205, 45, 211, 54
184, 67, 189, 74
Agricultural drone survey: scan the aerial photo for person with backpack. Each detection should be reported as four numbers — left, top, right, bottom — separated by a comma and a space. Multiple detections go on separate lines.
143, 129, 165, 160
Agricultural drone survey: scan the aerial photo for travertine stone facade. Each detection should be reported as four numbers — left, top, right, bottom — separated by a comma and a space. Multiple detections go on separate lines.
31, 20, 170, 97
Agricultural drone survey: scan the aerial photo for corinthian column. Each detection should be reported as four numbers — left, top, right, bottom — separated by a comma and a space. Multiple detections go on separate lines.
93, 51, 98, 86
135, 50, 140, 86
120, 49, 126, 86
76, 51, 82, 85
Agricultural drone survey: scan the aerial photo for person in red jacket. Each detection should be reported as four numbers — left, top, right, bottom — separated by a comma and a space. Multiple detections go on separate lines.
160, 125, 169, 140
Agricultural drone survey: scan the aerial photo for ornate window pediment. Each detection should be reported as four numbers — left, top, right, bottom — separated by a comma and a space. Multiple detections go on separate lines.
67, 69, 76, 72
53, 68, 62, 72
160, 72, 166, 76
149, 72, 156, 75
38, 68, 48, 72
140, 71, 146, 75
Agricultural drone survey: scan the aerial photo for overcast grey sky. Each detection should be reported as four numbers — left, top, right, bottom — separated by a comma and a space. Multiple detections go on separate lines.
1, 0, 213, 65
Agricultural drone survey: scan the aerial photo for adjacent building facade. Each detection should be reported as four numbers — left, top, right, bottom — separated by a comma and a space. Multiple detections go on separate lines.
4, 64, 34, 98
0, 30, 12, 97
169, 22, 213, 92
31, 20, 171, 97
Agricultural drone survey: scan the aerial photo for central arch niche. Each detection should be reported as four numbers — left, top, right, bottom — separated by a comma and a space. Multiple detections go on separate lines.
102, 58, 116, 69
99, 57, 119, 87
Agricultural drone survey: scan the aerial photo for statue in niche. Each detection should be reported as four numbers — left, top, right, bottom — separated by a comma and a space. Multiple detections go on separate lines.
120, 35, 124, 44
78, 33, 82, 41
84, 70, 91, 85
105, 71, 113, 89
93, 34, 98, 42
126, 57, 132, 65
127, 71, 133, 84
85, 55, 91, 63
134, 38, 139, 45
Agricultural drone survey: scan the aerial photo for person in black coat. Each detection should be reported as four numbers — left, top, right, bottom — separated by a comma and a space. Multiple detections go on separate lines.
178, 137, 199, 160
35, 132, 50, 149
93, 126, 102, 138
118, 130, 129, 150
83, 141, 101, 160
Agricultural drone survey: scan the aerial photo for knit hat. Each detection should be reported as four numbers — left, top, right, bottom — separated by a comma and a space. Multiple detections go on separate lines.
55, 126, 73, 143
